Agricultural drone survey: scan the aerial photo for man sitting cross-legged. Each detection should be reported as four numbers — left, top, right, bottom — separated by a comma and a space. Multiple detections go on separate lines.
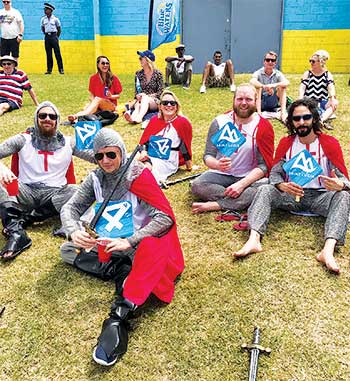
234, 98, 350, 274
191, 83, 274, 214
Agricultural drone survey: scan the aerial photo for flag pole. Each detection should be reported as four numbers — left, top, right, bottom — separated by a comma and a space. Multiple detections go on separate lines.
148, 0, 154, 50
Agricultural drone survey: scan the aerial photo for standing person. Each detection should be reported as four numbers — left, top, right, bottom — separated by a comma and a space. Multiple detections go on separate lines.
68, 55, 122, 122
234, 98, 350, 274
0, 55, 39, 116
0, 101, 95, 261
299, 50, 338, 127
164, 44, 194, 89
60, 128, 184, 366
41, 2, 64, 75
199, 50, 235, 94
191, 84, 274, 213
124, 50, 163, 124
250, 51, 289, 122
139, 90, 193, 184
0, 0, 23, 60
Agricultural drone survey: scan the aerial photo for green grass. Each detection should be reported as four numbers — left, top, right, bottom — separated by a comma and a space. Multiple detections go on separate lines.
1, 72, 350, 380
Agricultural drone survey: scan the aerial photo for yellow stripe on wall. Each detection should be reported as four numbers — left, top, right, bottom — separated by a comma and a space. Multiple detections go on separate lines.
20, 36, 180, 75
282, 29, 350, 73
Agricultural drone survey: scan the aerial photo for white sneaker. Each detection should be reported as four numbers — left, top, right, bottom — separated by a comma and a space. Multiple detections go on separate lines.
230, 84, 236, 92
199, 85, 206, 93
141, 120, 149, 129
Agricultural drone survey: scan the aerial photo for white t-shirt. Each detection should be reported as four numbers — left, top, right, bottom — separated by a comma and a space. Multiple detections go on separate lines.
213, 62, 226, 78
0, 8, 23, 39
173, 55, 193, 74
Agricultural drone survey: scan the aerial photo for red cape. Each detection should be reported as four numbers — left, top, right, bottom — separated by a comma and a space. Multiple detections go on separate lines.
274, 133, 349, 179
139, 115, 192, 166
123, 168, 184, 305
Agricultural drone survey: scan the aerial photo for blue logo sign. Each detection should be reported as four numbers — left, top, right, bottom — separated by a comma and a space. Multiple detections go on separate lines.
95, 200, 134, 238
148, 135, 172, 160
210, 122, 246, 157
282, 149, 323, 186
75, 120, 101, 150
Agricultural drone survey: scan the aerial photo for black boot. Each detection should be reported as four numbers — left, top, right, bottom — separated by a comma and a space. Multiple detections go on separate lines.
22, 199, 58, 228
92, 295, 136, 366
0, 201, 32, 260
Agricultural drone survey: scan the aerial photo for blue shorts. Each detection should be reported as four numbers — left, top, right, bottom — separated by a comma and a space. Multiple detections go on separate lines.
0, 97, 19, 111
261, 92, 279, 112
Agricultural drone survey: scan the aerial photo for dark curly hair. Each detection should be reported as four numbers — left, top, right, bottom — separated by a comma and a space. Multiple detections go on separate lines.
285, 98, 323, 136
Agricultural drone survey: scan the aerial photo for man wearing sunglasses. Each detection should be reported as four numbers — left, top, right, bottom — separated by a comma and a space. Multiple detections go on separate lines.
250, 51, 289, 122
0, 101, 95, 260
0, 0, 24, 60
0, 55, 39, 116
41, 3, 64, 75
234, 98, 350, 274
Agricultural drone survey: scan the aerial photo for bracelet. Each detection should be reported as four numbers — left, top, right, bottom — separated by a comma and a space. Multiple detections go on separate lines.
18, 34, 23, 37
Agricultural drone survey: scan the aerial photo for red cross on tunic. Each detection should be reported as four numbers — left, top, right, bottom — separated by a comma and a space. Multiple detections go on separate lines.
38, 150, 54, 171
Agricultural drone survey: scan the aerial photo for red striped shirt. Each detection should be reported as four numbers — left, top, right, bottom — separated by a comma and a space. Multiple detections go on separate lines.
0, 69, 32, 108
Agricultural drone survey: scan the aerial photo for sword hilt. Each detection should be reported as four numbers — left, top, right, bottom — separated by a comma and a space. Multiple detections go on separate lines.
241, 327, 272, 354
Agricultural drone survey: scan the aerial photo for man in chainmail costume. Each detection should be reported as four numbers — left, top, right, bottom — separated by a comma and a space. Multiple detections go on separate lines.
0, 100, 95, 260
60, 128, 184, 366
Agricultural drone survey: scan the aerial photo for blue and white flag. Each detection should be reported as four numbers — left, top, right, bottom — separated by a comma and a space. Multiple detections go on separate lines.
95, 201, 134, 239
75, 120, 102, 150
148, 135, 172, 160
283, 149, 323, 187
210, 121, 246, 157
148, 0, 180, 50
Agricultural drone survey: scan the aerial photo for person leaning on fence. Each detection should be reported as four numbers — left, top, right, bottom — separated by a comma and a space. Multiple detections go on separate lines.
138, 90, 193, 184
124, 50, 163, 124
199, 50, 236, 94
68, 55, 122, 122
233, 98, 350, 274
164, 44, 194, 89
191, 83, 274, 214
0, 101, 95, 261
60, 128, 184, 366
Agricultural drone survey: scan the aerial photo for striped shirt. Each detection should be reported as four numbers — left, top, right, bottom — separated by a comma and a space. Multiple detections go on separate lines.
0, 69, 32, 108
302, 70, 333, 102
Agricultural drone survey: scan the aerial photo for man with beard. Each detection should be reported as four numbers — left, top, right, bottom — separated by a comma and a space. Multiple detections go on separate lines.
234, 98, 350, 274
191, 83, 274, 213
0, 101, 95, 260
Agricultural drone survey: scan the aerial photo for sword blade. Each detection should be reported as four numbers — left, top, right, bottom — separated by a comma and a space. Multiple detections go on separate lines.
248, 348, 260, 381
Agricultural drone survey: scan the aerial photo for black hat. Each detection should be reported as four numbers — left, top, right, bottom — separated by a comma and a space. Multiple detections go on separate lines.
44, 3, 55, 11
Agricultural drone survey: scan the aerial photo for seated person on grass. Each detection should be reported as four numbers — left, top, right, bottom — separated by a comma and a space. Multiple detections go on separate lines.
199, 50, 236, 94
164, 44, 194, 89
60, 128, 184, 367
191, 84, 274, 214
68, 55, 122, 122
250, 50, 289, 122
0, 55, 39, 116
138, 90, 193, 184
0, 101, 95, 261
234, 98, 350, 274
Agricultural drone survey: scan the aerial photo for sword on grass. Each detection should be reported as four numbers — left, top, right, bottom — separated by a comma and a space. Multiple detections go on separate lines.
83, 144, 143, 238
241, 326, 271, 381
160, 172, 203, 189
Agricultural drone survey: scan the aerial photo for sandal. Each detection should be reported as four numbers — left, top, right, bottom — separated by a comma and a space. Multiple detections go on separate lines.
0, 231, 32, 261
232, 221, 249, 231
215, 211, 247, 222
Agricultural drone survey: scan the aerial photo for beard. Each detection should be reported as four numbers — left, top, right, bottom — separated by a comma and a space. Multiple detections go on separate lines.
234, 104, 256, 119
295, 125, 312, 137
38, 124, 57, 138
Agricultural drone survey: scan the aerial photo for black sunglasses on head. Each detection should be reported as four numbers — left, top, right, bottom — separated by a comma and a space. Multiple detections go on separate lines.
265, 58, 276, 63
38, 112, 58, 120
292, 114, 313, 122
161, 100, 177, 106
94, 151, 117, 161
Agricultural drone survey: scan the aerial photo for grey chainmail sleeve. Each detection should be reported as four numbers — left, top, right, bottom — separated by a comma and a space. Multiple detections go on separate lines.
71, 140, 96, 163
127, 200, 173, 247
61, 173, 96, 235
256, 149, 268, 174
0, 134, 26, 159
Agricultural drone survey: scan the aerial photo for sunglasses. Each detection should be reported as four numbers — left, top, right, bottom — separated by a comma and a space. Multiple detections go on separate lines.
94, 151, 117, 161
292, 114, 313, 122
309, 59, 318, 64
2, 1, 10, 3
161, 100, 177, 106
38, 112, 58, 120
100, 61, 109, 65
265, 58, 276, 63
1, 62, 13, 66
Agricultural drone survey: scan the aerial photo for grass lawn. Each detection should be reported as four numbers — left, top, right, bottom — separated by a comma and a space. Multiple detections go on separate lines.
1, 72, 350, 381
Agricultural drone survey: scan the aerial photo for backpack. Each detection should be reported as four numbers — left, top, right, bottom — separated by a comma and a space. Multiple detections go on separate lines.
77, 110, 118, 127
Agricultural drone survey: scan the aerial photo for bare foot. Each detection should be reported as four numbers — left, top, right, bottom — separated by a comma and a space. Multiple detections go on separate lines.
233, 234, 262, 258
2, 250, 14, 259
316, 250, 340, 274
192, 201, 221, 214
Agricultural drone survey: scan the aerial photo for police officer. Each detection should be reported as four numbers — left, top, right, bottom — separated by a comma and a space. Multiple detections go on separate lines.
41, 3, 64, 74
